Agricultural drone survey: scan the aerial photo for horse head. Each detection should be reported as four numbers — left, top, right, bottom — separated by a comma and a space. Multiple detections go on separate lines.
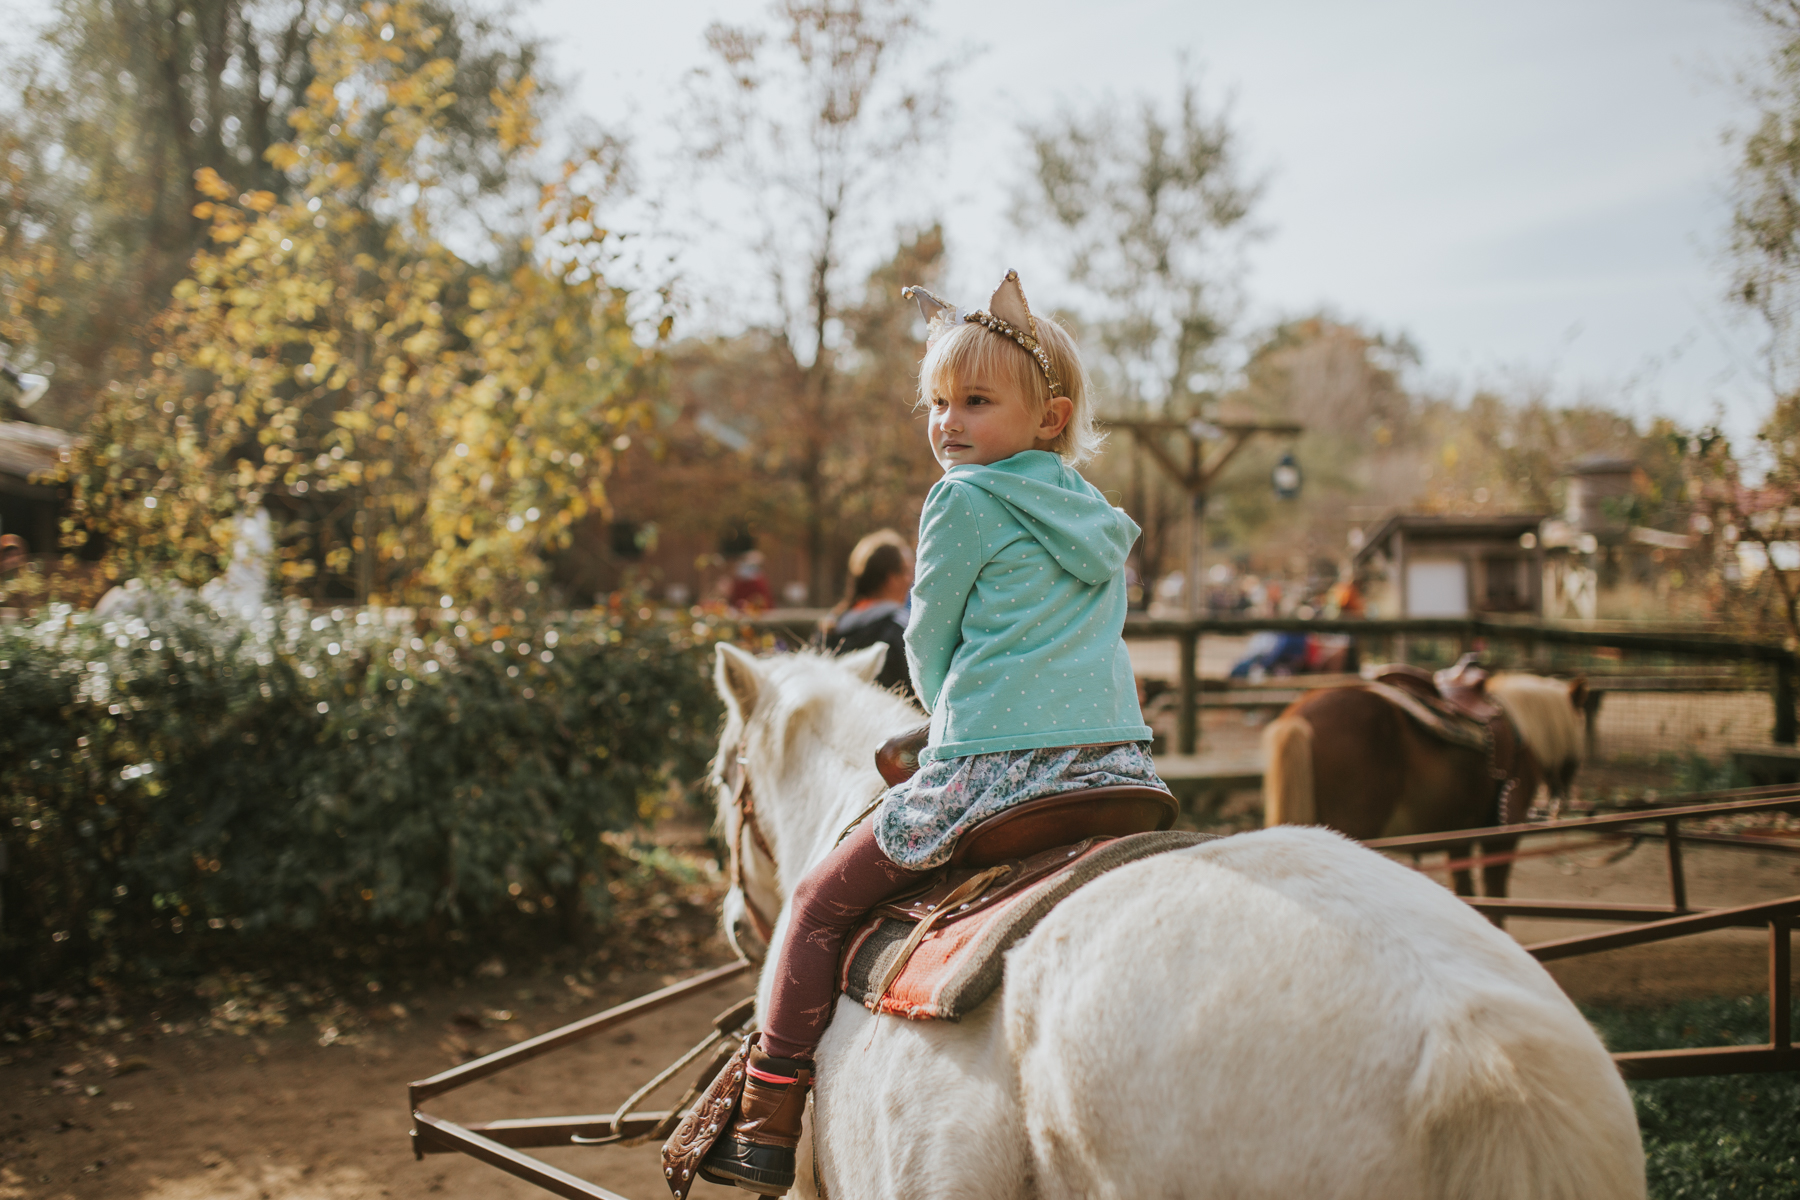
1490, 673, 1589, 802
710, 642, 923, 960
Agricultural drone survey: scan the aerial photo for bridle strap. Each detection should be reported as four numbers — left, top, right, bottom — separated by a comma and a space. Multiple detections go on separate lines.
726, 747, 780, 945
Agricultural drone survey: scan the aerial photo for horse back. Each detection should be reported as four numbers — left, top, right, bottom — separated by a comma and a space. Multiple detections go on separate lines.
1283, 686, 1488, 839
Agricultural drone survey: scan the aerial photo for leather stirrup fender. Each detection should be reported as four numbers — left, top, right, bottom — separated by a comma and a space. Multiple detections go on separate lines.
662, 1036, 751, 1200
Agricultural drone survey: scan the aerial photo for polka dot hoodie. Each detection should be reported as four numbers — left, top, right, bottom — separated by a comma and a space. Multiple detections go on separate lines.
904, 449, 1153, 763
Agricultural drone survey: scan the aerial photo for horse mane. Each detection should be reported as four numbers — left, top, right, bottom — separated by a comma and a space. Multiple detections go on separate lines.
710, 646, 922, 840
1487, 674, 1583, 772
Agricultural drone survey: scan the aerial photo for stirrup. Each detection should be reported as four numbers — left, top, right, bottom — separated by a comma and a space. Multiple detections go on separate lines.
699, 1136, 795, 1194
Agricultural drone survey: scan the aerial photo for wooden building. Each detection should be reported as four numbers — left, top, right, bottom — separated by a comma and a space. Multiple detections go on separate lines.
1353, 513, 1548, 618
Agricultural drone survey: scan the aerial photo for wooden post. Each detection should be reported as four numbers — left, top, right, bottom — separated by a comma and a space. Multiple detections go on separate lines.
1178, 630, 1198, 755
1772, 913, 1792, 1050
1776, 660, 1798, 746
1393, 530, 1408, 664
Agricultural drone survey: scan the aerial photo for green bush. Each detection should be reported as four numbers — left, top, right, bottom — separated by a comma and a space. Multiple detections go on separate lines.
0, 595, 727, 995
1586, 996, 1800, 1198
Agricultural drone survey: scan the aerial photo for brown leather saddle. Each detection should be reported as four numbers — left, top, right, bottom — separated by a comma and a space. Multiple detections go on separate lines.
873, 724, 1178, 868
1368, 654, 1539, 825
848, 725, 1182, 1012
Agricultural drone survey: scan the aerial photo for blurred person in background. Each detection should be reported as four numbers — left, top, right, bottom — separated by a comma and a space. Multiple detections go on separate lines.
824, 529, 914, 697
1325, 567, 1365, 619
725, 549, 774, 613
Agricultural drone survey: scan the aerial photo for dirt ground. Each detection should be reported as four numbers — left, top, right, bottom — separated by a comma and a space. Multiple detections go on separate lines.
6, 836, 1798, 1200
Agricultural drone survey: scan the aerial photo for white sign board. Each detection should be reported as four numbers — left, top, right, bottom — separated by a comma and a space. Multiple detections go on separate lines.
1406, 560, 1468, 618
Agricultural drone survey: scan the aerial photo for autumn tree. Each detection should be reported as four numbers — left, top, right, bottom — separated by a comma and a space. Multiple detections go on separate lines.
1671, 0, 1800, 641
1017, 76, 1260, 417
681, 0, 953, 601
1016, 77, 1260, 598
57, 0, 658, 607
0, 0, 545, 430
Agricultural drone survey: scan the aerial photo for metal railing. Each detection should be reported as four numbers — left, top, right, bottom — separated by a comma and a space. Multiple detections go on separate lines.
1368, 787, 1800, 1080
408, 960, 756, 1200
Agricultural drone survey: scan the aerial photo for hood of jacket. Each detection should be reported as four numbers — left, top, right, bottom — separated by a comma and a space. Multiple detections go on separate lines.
945, 450, 1139, 586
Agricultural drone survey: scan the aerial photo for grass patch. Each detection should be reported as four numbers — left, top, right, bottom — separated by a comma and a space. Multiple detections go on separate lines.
1585, 996, 1800, 1198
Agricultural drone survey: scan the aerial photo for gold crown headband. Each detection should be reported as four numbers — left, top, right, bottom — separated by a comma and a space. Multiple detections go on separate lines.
902, 269, 1065, 398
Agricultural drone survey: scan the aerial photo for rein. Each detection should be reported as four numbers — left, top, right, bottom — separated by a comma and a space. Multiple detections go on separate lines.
724, 744, 781, 946
725, 736, 893, 950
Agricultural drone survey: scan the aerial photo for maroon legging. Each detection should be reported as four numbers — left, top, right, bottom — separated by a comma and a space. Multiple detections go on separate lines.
759, 817, 929, 1060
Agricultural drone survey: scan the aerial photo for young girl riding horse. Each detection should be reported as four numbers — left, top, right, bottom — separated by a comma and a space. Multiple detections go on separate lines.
701, 271, 1167, 1194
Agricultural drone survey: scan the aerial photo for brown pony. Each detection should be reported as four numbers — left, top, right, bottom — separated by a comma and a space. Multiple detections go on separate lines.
1262, 673, 1588, 899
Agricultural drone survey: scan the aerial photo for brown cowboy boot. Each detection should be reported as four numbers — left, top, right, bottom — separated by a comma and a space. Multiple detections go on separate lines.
698, 1042, 813, 1195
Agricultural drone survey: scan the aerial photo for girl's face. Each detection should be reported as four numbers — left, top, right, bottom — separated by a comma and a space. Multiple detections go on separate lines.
927, 369, 1073, 471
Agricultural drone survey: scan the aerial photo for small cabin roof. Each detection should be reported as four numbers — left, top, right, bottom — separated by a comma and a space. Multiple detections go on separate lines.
1353, 512, 1547, 569
0, 419, 75, 485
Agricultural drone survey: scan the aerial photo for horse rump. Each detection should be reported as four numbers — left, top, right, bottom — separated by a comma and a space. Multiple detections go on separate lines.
1408, 994, 1645, 1200
1261, 713, 1314, 826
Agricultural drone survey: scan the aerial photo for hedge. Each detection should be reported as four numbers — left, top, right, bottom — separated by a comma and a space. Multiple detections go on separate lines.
0, 593, 729, 994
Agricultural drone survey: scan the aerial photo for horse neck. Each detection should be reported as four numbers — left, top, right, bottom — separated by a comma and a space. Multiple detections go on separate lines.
749, 679, 915, 892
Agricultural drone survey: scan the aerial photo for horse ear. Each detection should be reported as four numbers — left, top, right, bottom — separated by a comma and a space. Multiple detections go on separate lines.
1566, 676, 1589, 713
840, 642, 889, 684
715, 643, 763, 722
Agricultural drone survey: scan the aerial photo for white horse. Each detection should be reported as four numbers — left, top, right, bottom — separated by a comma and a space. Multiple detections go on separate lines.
711, 643, 1644, 1200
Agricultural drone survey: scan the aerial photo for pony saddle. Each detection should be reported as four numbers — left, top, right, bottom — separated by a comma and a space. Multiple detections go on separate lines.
1364, 655, 1538, 826
874, 723, 1178, 865
1370, 653, 1502, 725
847, 726, 1200, 1021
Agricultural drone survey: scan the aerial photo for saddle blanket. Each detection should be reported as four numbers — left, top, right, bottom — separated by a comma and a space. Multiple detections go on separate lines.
838, 830, 1215, 1022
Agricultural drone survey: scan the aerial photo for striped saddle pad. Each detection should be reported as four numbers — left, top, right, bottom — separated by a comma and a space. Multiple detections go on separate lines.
837, 830, 1215, 1022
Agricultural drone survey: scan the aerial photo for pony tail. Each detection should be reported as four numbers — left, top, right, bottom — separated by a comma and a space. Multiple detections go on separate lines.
1262, 715, 1315, 826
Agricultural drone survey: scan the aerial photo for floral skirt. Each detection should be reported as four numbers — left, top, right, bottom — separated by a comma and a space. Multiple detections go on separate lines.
873, 742, 1169, 870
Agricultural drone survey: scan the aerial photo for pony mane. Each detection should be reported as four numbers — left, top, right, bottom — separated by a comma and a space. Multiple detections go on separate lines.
1488, 674, 1583, 772
709, 647, 922, 838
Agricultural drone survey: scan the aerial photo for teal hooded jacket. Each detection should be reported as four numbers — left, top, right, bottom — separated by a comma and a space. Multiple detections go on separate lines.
904, 449, 1153, 763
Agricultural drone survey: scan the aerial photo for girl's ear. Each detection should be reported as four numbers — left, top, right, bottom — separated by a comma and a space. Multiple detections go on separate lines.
1037, 396, 1074, 442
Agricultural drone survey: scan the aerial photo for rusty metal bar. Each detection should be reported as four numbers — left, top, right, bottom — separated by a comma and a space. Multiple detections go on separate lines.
1614, 1044, 1800, 1080
1365, 790, 1800, 854
1524, 894, 1800, 963
1461, 899, 1703, 922
414, 1111, 675, 1154
1665, 819, 1688, 913
411, 1112, 637, 1200
410, 959, 753, 1106
1632, 829, 1800, 854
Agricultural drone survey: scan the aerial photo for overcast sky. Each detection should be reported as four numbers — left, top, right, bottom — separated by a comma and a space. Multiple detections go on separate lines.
0, 0, 1771, 434
524, 0, 1768, 435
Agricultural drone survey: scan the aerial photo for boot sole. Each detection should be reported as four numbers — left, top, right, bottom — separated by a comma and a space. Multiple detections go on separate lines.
697, 1163, 794, 1195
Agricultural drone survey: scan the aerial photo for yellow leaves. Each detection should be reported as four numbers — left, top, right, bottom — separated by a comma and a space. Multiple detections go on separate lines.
194, 168, 235, 201
491, 75, 540, 152
57, 0, 666, 609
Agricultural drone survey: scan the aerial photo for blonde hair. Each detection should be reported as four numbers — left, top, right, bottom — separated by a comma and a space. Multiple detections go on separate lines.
917, 315, 1104, 465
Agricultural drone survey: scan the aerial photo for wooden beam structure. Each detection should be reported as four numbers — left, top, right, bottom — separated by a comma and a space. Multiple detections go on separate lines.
1101, 417, 1302, 752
